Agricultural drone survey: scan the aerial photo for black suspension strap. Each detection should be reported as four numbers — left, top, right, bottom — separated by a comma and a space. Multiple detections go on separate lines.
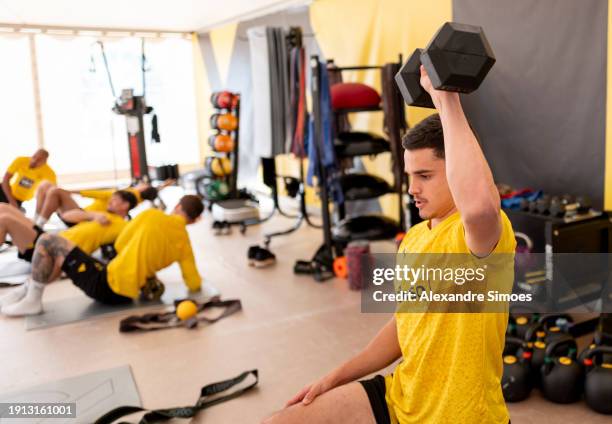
119, 299, 242, 332
94, 369, 258, 424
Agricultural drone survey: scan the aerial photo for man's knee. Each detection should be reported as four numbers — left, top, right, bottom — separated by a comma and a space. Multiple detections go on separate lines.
36, 232, 54, 245
37, 181, 55, 193
47, 186, 62, 198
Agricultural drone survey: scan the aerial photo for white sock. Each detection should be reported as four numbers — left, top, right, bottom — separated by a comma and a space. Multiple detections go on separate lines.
34, 216, 47, 228
1, 279, 44, 316
33, 213, 40, 222
0, 283, 28, 308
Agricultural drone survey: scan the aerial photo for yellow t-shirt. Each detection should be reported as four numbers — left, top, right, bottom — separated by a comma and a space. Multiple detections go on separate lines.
80, 188, 142, 212
106, 209, 201, 299
7, 157, 57, 202
60, 212, 127, 254
385, 211, 516, 424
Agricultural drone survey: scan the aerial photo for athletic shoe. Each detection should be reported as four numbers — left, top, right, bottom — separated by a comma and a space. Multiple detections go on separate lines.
253, 247, 276, 268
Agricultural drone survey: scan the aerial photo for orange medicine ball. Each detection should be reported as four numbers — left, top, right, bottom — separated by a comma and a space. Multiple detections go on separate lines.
209, 134, 235, 152
210, 113, 238, 131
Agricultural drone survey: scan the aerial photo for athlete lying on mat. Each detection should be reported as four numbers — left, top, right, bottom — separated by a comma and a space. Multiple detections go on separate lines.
32, 179, 174, 228
262, 67, 516, 424
0, 190, 136, 264
1, 195, 204, 317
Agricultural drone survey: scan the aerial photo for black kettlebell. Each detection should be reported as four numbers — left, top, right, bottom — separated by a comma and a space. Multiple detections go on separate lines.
513, 313, 539, 340
582, 345, 612, 414
522, 315, 573, 384
502, 337, 533, 402
540, 336, 583, 403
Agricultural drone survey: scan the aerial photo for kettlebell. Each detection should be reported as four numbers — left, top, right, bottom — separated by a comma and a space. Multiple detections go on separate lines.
582, 345, 612, 414
522, 315, 573, 386
514, 232, 535, 277
502, 337, 533, 402
513, 313, 539, 340
540, 336, 583, 403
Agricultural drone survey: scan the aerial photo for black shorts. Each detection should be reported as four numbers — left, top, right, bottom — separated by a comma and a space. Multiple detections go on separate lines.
359, 375, 391, 424
61, 247, 132, 305
17, 225, 45, 262
0, 187, 22, 208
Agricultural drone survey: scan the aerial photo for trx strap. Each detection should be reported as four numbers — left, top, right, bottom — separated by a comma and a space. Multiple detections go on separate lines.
94, 369, 258, 424
0, 282, 23, 288
119, 299, 242, 332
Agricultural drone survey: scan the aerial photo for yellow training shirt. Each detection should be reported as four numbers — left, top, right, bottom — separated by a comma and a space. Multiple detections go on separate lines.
386, 211, 516, 424
60, 212, 127, 254
7, 157, 56, 202
106, 208, 201, 298
80, 188, 142, 212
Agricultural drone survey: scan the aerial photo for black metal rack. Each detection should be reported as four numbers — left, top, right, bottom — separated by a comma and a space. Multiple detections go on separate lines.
297, 55, 407, 281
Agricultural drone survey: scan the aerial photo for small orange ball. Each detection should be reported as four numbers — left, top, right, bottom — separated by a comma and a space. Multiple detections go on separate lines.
176, 300, 198, 321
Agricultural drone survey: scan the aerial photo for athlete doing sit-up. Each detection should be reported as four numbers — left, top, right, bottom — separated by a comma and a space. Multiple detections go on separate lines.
1, 195, 204, 317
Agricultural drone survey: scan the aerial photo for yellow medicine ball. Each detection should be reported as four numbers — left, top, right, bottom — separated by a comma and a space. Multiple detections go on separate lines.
176, 300, 198, 321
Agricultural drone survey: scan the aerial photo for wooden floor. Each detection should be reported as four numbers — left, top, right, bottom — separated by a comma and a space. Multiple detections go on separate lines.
0, 206, 609, 423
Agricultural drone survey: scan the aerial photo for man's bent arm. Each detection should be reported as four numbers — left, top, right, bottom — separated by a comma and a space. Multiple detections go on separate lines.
437, 93, 501, 255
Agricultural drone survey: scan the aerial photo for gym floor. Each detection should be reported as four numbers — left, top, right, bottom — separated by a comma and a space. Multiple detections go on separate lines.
0, 199, 609, 423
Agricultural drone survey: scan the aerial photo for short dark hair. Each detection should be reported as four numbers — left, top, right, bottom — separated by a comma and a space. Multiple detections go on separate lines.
179, 195, 204, 220
140, 186, 158, 201
114, 190, 138, 210
401, 113, 445, 159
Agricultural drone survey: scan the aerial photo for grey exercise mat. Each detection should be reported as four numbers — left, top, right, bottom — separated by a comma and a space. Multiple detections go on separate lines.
25, 283, 221, 331
0, 365, 140, 424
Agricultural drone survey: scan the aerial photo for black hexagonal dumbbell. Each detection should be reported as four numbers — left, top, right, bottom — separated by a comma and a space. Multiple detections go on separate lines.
395, 22, 496, 108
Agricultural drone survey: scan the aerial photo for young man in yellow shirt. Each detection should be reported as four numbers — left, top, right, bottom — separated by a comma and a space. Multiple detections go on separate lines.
263, 67, 515, 423
32, 181, 160, 228
1, 195, 204, 317
0, 190, 136, 264
1, 149, 56, 209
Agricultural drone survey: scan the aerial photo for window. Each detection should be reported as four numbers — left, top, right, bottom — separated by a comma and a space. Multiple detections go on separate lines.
0, 35, 38, 173
35, 34, 199, 177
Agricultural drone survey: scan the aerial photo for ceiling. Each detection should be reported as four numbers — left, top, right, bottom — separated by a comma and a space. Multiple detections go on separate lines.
0, 0, 311, 33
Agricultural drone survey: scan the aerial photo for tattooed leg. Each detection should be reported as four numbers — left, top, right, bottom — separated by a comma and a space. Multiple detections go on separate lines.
31, 233, 75, 284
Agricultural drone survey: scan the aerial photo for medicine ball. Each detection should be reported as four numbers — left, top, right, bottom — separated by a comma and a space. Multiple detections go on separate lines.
209, 134, 235, 153
211, 113, 238, 131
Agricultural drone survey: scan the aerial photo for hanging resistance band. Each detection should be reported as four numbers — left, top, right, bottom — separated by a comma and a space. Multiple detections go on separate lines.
94, 369, 258, 424
119, 299, 242, 332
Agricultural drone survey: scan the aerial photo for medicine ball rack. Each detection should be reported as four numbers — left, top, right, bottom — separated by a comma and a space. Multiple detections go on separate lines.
199, 92, 241, 204
296, 55, 407, 281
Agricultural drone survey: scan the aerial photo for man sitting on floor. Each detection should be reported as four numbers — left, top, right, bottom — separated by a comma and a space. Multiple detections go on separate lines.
0, 190, 137, 266
1, 149, 56, 210
32, 181, 165, 228
1, 195, 204, 317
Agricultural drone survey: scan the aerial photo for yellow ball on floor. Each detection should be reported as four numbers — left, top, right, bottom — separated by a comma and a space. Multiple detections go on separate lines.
176, 300, 198, 321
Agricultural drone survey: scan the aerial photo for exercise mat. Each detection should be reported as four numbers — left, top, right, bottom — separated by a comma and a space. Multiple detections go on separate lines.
0, 365, 140, 424
25, 283, 220, 331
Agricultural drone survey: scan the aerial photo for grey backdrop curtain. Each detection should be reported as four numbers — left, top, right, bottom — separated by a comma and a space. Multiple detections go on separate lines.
454, 0, 607, 208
